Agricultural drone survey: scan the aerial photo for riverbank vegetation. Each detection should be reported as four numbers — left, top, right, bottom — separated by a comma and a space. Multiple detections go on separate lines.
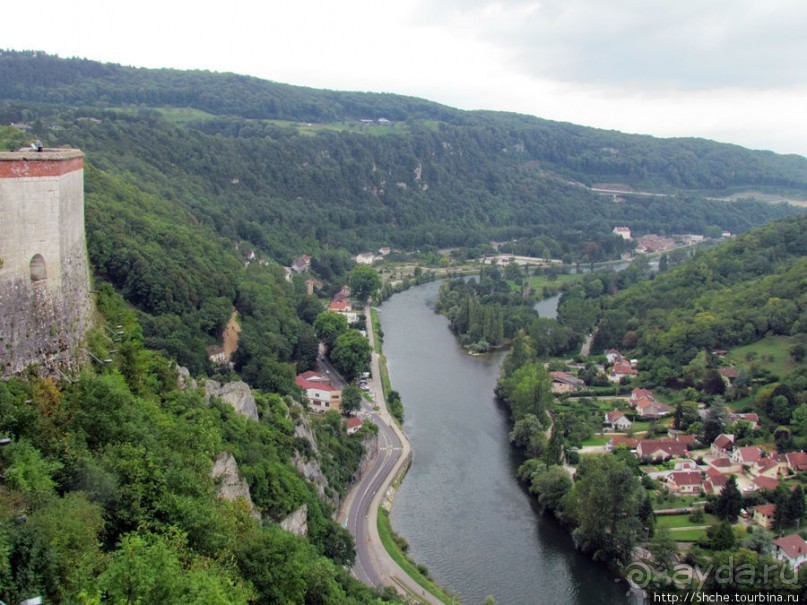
487, 216, 807, 595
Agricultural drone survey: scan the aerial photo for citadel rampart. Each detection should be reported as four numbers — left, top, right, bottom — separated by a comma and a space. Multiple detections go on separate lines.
0, 149, 93, 376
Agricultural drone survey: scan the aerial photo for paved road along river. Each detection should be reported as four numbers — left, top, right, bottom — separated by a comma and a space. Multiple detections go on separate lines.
379, 280, 628, 605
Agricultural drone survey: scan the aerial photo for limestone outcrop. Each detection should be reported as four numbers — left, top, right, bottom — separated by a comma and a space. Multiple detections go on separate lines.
279, 503, 308, 536
211, 451, 260, 520
205, 380, 259, 421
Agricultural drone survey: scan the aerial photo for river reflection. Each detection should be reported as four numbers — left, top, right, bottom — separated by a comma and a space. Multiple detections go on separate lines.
381, 280, 628, 605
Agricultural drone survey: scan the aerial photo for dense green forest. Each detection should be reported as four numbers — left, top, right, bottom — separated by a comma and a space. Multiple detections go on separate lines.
591, 215, 807, 369
0, 287, 398, 604
1, 50, 804, 375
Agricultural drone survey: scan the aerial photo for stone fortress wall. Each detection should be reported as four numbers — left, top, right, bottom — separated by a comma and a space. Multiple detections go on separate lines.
0, 148, 94, 376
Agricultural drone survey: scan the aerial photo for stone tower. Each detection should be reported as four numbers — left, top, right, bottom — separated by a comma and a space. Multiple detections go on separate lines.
0, 148, 94, 376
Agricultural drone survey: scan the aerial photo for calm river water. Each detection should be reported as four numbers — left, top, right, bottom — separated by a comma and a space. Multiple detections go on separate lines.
380, 280, 628, 605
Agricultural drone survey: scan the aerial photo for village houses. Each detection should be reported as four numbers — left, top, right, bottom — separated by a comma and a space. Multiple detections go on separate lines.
295, 371, 342, 413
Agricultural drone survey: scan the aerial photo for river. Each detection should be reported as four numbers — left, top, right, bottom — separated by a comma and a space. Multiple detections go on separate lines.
380, 280, 628, 605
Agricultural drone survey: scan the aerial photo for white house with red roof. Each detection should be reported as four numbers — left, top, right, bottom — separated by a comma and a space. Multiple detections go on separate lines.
612, 226, 632, 240
751, 455, 785, 479
731, 446, 763, 466
665, 471, 702, 494
636, 438, 689, 461
328, 299, 358, 324
751, 476, 780, 492
635, 399, 672, 418
631, 388, 655, 405
703, 467, 730, 495
609, 361, 638, 383
773, 534, 807, 569
604, 409, 633, 431
785, 451, 807, 473
295, 372, 342, 413
329, 299, 353, 313
711, 434, 735, 457
751, 504, 776, 529
708, 457, 741, 474
345, 416, 363, 435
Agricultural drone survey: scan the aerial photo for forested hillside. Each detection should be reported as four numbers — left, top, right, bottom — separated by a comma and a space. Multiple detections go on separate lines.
1, 49, 803, 388
593, 215, 807, 369
0, 287, 397, 604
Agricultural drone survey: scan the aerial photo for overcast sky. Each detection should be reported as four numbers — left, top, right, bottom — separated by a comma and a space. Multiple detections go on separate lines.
6, 0, 807, 156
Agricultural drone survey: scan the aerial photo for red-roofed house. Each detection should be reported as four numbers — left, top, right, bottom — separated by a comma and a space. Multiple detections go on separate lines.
609, 361, 638, 383
329, 299, 353, 313
751, 456, 785, 479
729, 412, 759, 429
773, 534, 807, 569
785, 451, 807, 474
703, 467, 730, 495
550, 371, 587, 394
751, 504, 777, 529
711, 434, 735, 457
665, 471, 703, 494
297, 370, 331, 384
295, 373, 342, 413
731, 446, 763, 466
708, 457, 740, 474
636, 439, 688, 461
345, 416, 364, 435
751, 476, 780, 492
606, 436, 638, 452
674, 459, 699, 471
604, 409, 633, 431
631, 388, 655, 405
635, 399, 672, 418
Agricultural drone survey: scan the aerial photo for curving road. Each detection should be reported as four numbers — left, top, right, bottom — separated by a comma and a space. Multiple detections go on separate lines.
336, 306, 442, 604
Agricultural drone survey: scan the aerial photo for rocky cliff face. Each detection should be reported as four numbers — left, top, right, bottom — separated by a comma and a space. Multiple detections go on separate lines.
279, 503, 308, 536
204, 380, 259, 421
176, 365, 197, 391
211, 451, 260, 520
289, 404, 338, 509
355, 430, 380, 482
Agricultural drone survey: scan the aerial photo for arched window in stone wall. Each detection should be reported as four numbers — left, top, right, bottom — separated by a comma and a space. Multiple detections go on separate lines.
30, 254, 47, 282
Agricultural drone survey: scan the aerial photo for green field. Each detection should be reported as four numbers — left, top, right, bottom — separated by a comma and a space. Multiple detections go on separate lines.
581, 435, 611, 446
667, 528, 708, 542
527, 272, 582, 291
656, 513, 719, 529
728, 335, 804, 377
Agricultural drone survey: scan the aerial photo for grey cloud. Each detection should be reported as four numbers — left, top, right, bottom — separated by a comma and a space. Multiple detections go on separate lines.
447, 0, 807, 91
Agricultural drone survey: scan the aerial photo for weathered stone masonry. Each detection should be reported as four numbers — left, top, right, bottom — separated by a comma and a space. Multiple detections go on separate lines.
0, 149, 93, 376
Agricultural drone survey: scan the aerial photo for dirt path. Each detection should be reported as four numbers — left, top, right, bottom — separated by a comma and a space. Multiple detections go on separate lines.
221, 310, 241, 359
